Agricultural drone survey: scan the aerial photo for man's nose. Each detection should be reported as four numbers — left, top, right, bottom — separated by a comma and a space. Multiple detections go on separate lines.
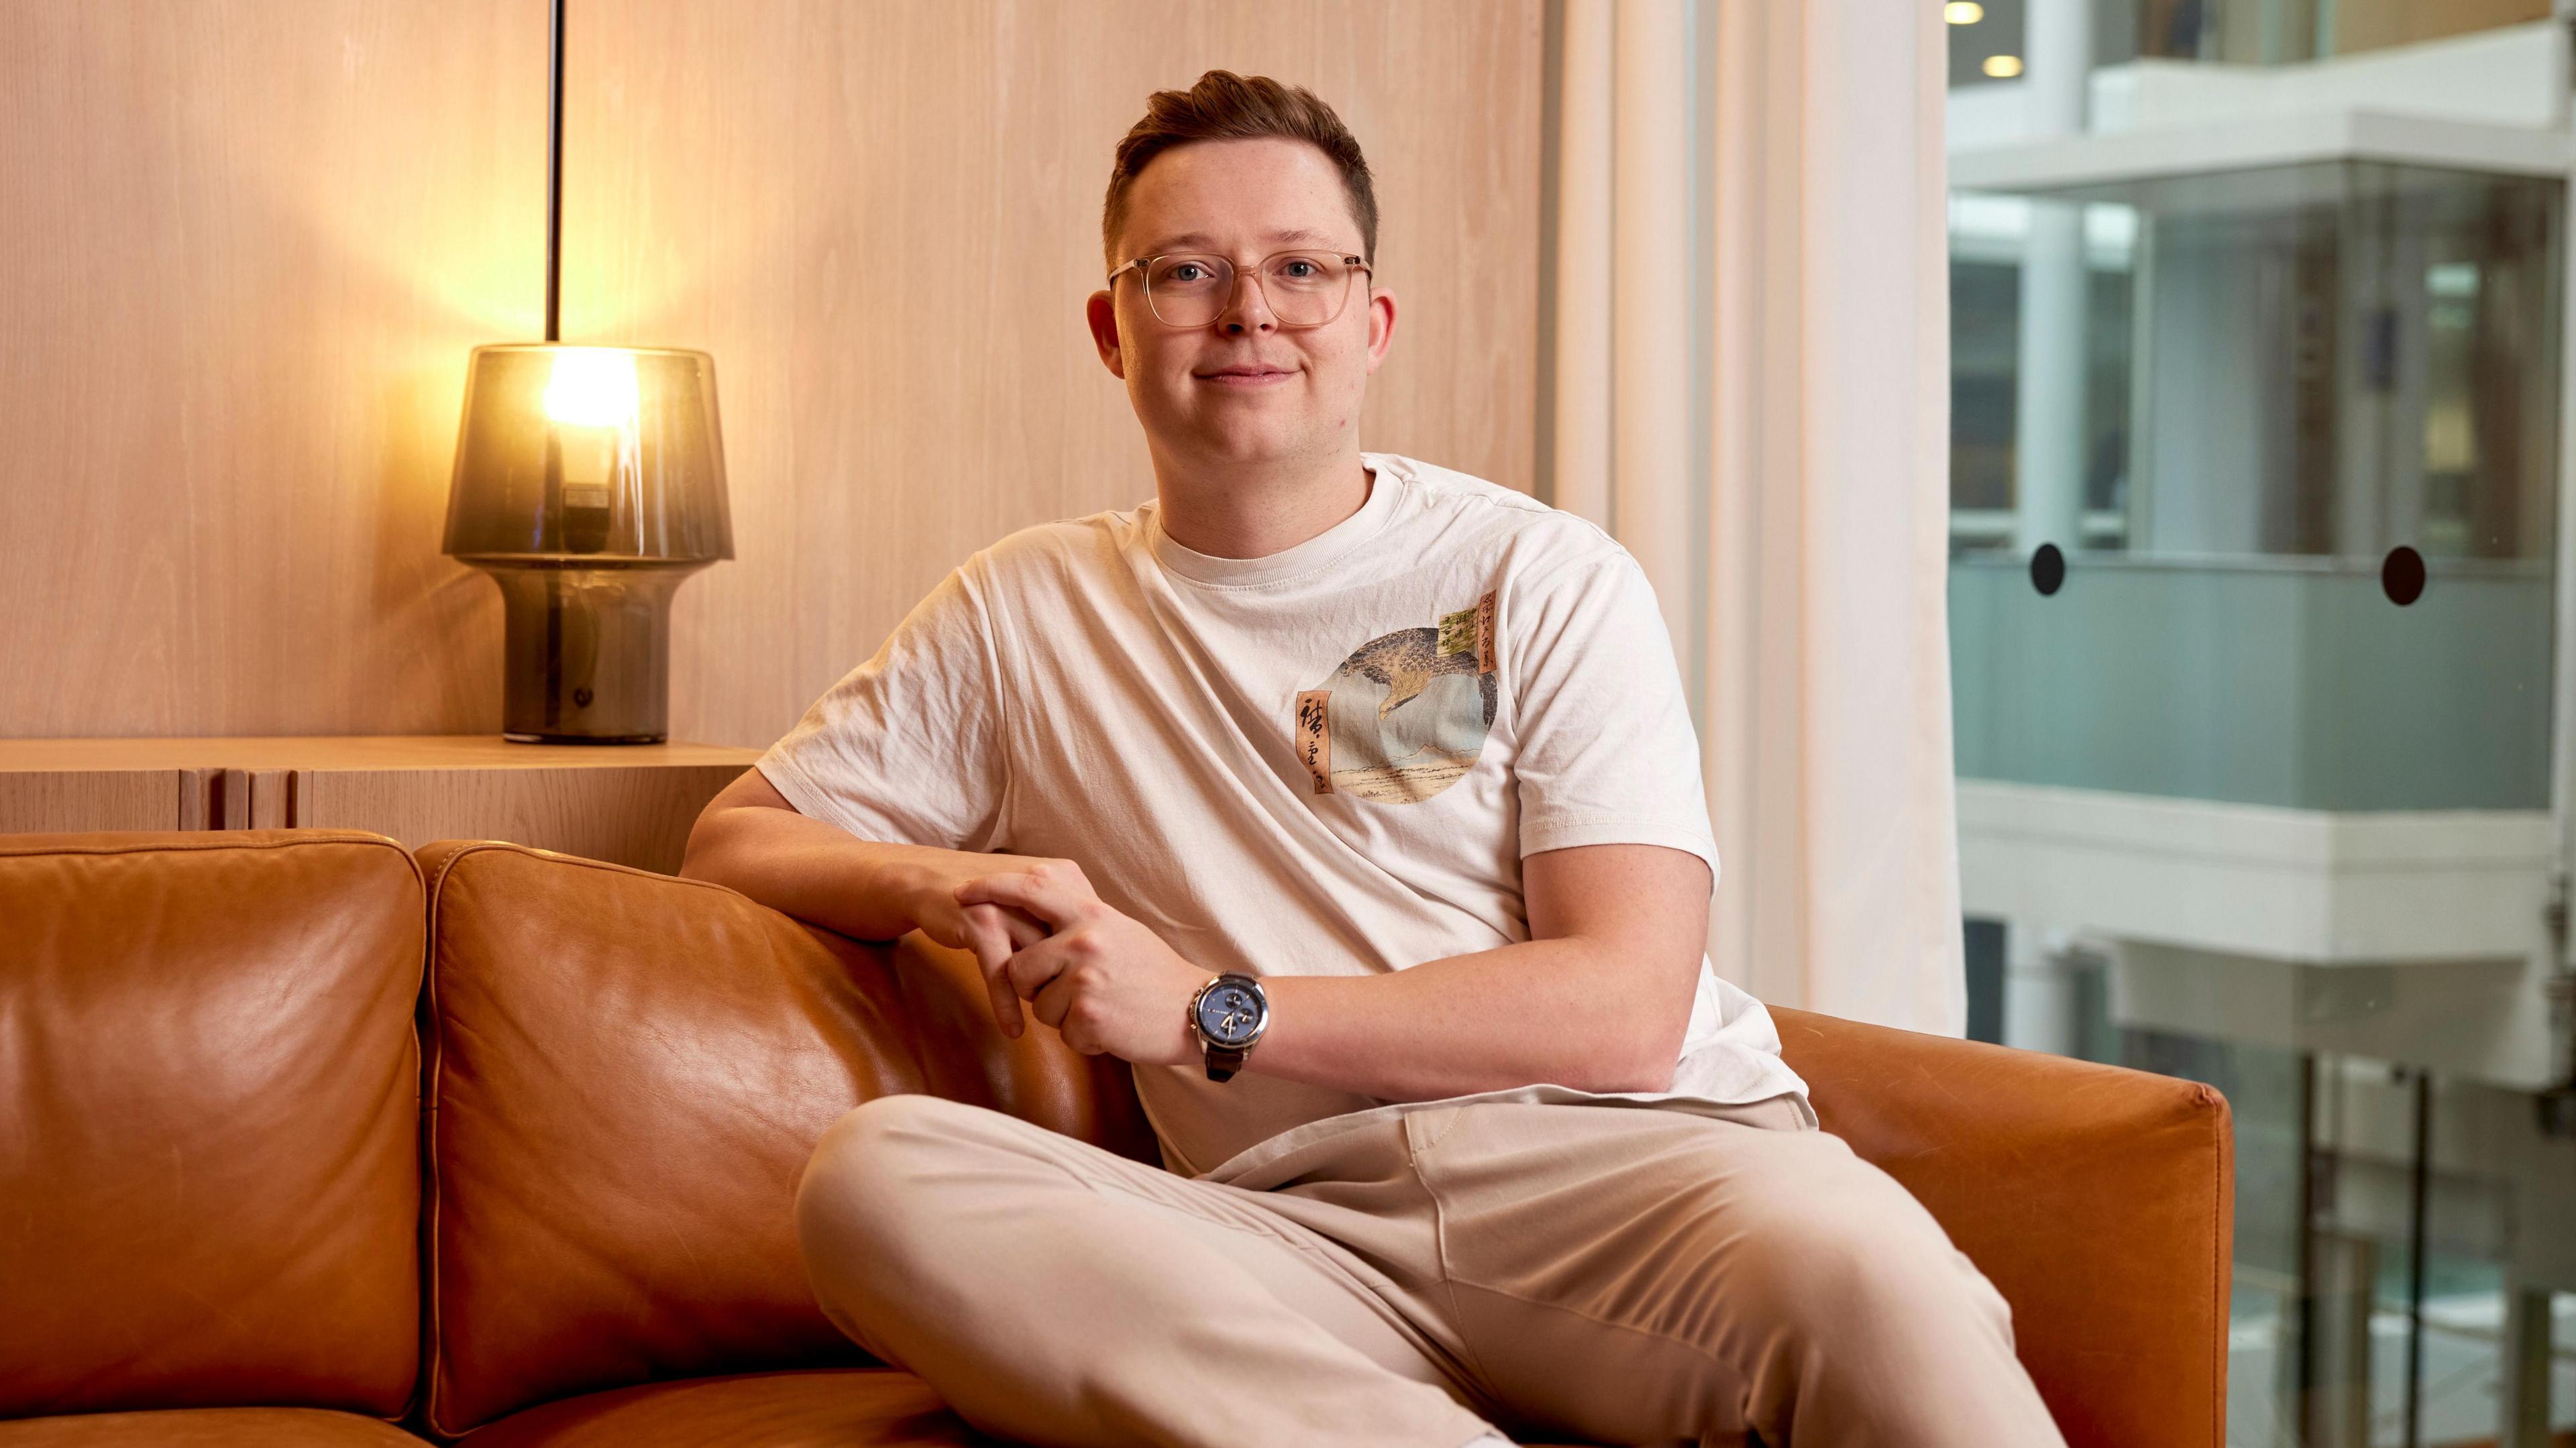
1216, 268, 1277, 334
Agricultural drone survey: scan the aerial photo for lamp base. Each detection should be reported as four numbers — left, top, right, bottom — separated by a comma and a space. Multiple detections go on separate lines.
476, 561, 708, 744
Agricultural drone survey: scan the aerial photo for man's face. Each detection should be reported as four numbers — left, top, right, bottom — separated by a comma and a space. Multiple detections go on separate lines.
1087, 137, 1396, 470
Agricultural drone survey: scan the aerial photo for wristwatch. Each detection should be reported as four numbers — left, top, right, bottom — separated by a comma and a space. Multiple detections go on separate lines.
1188, 972, 1270, 1082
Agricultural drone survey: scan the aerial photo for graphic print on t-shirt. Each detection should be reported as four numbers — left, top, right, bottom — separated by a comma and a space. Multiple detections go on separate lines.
1295, 589, 1498, 803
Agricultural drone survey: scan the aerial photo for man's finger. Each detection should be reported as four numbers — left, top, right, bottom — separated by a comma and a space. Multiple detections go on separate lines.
1030, 970, 1077, 1032
954, 867, 1088, 930
1000, 904, 1051, 950
967, 901, 1051, 952
983, 966, 1024, 1038
1005, 936, 1069, 1002
961, 909, 1024, 1038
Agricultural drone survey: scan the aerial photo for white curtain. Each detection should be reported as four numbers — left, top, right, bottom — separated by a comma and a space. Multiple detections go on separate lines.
1548, 0, 1965, 1036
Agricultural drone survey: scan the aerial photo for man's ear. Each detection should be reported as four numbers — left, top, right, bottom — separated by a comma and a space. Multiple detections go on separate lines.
1085, 290, 1126, 380
1363, 284, 1398, 376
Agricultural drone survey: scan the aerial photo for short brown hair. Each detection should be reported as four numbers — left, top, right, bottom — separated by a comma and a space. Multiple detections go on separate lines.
1102, 70, 1378, 270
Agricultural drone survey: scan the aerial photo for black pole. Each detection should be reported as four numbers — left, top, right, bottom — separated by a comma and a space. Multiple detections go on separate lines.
544, 0, 565, 343
2402, 1066, 2431, 1448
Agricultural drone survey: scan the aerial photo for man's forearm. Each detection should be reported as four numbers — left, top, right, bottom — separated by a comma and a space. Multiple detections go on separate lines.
1250, 939, 1698, 1103
936, 839, 1712, 1099
679, 803, 975, 942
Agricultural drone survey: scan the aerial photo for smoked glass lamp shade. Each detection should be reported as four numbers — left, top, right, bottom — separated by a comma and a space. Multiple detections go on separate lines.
441, 344, 734, 743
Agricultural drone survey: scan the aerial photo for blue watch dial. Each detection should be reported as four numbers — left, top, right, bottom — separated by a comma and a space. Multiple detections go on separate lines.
1195, 980, 1263, 1047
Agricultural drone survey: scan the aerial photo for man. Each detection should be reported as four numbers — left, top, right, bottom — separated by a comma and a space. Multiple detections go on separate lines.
681, 70, 2063, 1448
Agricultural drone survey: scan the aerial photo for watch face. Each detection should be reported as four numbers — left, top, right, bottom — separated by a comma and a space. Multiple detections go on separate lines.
1195, 979, 1265, 1048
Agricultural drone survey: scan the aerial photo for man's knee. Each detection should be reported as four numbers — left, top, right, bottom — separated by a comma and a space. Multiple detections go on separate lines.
796, 1095, 981, 1275
1718, 1149, 2012, 1351
796, 1093, 1024, 1353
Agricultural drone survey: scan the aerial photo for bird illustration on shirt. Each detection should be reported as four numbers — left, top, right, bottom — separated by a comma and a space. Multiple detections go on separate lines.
1342, 626, 1499, 729
1295, 590, 1501, 805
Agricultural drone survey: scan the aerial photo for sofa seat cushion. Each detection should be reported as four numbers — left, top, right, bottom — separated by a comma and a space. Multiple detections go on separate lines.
0, 1407, 424, 1446
453, 1369, 1599, 1447
453, 1370, 983, 1446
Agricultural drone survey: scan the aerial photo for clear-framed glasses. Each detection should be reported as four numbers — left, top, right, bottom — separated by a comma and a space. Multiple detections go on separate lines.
1106, 249, 1372, 329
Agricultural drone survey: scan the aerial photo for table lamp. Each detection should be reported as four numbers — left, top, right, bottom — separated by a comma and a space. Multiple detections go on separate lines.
442, 345, 731, 743
441, 0, 732, 744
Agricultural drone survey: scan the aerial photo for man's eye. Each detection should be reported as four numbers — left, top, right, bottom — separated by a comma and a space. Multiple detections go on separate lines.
1281, 260, 1318, 278
1168, 264, 1212, 283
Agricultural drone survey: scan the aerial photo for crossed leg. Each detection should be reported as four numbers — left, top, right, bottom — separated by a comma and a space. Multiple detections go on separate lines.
793, 1093, 1500, 1448
796, 1093, 2067, 1448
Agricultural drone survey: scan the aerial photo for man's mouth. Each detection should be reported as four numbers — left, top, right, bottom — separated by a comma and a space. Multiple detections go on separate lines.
1196, 365, 1296, 388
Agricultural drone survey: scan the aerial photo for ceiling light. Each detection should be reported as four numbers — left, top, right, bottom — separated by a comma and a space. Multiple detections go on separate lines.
1982, 54, 2024, 78
1945, 2, 1984, 23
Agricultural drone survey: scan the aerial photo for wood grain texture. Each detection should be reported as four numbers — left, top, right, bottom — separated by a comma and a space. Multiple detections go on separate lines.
176, 768, 221, 829
0, 771, 187, 833
293, 763, 747, 873
0, 736, 761, 773
3, 2, 1542, 749
1, 0, 543, 738
0, 737, 760, 870
241, 769, 295, 830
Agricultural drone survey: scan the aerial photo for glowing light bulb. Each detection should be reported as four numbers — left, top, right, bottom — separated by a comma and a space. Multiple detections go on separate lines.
1945, 2, 1984, 23
541, 348, 639, 512
542, 348, 641, 426
1982, 54, 2023, 78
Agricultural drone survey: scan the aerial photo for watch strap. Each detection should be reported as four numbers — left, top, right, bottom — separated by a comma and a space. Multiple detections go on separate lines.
1204, 1044, 1245, 1082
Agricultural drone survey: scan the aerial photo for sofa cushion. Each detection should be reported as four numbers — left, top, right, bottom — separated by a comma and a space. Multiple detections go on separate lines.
0, 831, 424, 1421
0, 1408, 425, 1447
451, 1370, 1597, 1448
417, 842, 1153, 1437
452, 1370, 976, 1447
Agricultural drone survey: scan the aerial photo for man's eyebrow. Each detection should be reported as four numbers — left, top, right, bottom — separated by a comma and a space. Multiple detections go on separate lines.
1134, 227, 1348, 255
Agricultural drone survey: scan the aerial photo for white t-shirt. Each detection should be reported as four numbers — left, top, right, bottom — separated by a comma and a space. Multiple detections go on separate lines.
759, 451, 1811, 1176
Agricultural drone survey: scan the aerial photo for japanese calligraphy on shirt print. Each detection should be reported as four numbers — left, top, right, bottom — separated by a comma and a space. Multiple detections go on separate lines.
1295, 588, 1498, 803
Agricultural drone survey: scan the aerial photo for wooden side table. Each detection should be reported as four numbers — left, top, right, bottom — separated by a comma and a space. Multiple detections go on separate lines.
0, 736, 765, 874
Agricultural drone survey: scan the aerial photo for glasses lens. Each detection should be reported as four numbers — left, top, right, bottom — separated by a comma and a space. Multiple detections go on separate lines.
1146, 255, 1231, 328
1261, 253, 1352, 326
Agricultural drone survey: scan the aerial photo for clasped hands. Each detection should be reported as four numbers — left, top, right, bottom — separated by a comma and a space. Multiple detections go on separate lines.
908, 854, 1211, 1066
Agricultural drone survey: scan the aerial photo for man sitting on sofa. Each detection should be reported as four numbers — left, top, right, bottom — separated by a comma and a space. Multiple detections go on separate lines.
681, 69, 2064, 1448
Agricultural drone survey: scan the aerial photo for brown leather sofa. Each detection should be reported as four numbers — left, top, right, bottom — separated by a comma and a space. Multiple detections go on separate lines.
0, 830, 2235, 1447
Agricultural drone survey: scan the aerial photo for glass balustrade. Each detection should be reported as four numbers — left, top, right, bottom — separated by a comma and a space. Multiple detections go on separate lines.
1944, 8, 2576, 1438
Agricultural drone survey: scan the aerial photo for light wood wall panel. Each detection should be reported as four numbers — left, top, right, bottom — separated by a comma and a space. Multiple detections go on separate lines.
3, 1, 1545, 749
578, 1, 1546, 747
0, 1, 545, 738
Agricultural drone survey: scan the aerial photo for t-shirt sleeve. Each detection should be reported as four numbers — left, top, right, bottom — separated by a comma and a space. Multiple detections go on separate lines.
1507, 549, 1721, 891
755, 562, 1011, 852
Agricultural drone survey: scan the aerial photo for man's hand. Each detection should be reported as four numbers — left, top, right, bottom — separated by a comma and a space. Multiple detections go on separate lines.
895, 854, 1055, 1019
951, 858, 1209, 1064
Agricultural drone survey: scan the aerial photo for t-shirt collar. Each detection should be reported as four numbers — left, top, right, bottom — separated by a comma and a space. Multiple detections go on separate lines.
1145, 453, 1404, 588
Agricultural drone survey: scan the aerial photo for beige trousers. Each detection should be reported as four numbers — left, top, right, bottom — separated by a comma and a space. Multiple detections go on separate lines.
794, 1092, 2067, 1448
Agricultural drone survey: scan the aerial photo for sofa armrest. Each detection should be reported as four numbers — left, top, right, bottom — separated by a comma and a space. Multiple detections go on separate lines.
1771, 1007, 2233, 1448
